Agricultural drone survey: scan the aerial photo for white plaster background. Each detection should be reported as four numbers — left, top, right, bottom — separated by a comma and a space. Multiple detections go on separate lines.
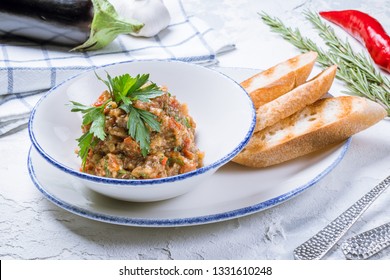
1, 0, 390, 260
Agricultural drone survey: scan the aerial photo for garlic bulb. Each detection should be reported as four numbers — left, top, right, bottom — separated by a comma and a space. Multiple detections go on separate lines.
109, 0, 171, 37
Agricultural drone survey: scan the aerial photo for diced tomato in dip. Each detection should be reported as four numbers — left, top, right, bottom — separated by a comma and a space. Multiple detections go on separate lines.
82, 90, 204, 179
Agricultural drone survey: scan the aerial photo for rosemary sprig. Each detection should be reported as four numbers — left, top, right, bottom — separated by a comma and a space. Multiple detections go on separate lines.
259, 11, 390, 115
259, 11, 331, 66
305, 11, 390, 106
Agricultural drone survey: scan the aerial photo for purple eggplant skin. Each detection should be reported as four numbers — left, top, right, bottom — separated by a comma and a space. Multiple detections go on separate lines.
0, 0, 94, 47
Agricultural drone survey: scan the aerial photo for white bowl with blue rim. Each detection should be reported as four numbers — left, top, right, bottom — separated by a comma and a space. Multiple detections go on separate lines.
28, 60, 256, 202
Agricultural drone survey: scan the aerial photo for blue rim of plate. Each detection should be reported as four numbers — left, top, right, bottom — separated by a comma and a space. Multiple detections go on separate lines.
27, 138, 351, 227
28, 59, 256, 187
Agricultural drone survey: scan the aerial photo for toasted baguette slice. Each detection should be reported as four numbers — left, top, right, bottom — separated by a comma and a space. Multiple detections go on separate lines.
255, 65, 337, 132
241, 51, 317, 109
233, 96, 387, 168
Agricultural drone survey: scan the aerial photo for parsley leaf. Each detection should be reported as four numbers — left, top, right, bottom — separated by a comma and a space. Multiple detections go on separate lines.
89, 112, 106, 140
71, 72, 166, 170
131, 82, 167, 102
138, 109, 161, 132
120, 105, 161, 156
128, 106, 150, 156
69, 100, 107, 169
76, 131, 94, 168
69, 100, 107, 134
96, 72, 164, 103
97, 72, 165, 156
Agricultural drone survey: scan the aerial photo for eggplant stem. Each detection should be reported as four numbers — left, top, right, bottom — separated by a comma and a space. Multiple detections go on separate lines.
72, 0, 144, 51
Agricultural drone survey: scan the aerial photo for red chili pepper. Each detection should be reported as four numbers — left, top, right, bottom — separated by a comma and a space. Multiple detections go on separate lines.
319, 10, 390, 73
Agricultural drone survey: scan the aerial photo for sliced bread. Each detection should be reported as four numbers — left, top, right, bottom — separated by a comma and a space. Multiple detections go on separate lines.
254, 65, 337, 132
240, 51, 318, 109
233, 96, 387, 168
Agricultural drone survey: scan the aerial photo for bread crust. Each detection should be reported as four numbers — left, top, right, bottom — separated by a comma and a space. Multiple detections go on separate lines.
233, 96, 387, 167
240, 52, 318, 109
255, 65, 337, 132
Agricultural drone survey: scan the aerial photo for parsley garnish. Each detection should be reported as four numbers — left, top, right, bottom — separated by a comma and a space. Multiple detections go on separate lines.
70, 72, 165, 169
120, 104, 161, 156
70, 101, 107, 168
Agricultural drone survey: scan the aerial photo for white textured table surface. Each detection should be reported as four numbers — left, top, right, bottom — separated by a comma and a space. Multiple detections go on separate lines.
1, 0, 390, 260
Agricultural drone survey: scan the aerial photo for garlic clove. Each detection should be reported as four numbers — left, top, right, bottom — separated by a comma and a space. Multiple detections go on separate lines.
109, 0, 171, 37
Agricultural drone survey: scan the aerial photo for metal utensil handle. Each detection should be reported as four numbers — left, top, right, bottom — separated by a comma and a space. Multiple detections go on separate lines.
293, 175, 390, 260
341, 222, 390, 260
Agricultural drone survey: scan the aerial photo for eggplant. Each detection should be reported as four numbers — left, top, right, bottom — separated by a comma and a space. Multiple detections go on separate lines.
0, 0, 144, 51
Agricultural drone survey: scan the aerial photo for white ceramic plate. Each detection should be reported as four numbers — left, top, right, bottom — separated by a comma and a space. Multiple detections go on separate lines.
27, 67, 351, 227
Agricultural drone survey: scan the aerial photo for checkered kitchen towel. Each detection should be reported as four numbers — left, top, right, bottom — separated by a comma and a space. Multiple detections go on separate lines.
0, 0, 234, 136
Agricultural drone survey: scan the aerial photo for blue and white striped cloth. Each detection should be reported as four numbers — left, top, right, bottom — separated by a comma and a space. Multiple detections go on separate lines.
0, 0, 234, 136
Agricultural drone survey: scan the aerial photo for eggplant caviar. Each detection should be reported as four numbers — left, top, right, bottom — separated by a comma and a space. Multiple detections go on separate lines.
0, 0, 144, 51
